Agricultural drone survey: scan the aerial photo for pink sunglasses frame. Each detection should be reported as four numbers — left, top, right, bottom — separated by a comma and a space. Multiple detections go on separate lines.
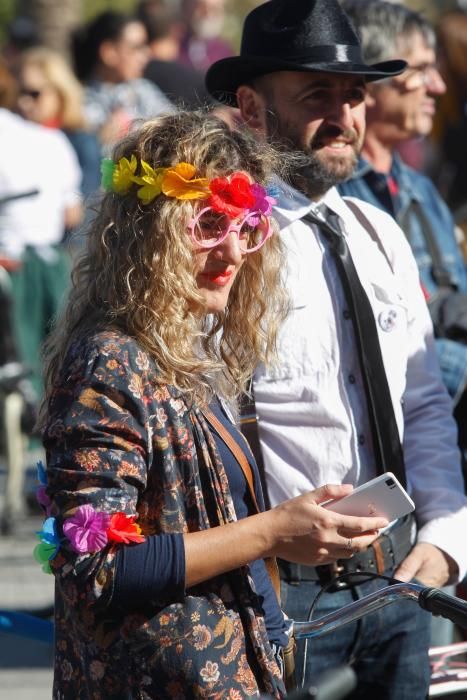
188, 206, 273, 253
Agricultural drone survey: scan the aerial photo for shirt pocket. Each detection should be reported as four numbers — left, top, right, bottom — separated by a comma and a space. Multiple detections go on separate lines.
255, 294, 334, 394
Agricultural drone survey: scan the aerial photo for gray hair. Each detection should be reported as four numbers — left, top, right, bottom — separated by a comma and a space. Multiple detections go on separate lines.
341, 0, 435, 63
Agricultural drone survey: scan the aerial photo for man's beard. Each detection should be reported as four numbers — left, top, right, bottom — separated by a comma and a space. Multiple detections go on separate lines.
265, 109, 360, 200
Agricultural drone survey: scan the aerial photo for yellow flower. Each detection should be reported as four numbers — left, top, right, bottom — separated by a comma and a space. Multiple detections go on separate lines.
133, 160, 166, 205
161, 162, 210, 200
112, 155, 138, 194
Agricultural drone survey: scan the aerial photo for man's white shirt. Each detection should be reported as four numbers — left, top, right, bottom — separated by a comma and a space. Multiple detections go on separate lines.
254, 180, 467, 578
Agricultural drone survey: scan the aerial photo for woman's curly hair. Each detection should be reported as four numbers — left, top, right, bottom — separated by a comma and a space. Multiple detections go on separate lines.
43, 110, 290, 406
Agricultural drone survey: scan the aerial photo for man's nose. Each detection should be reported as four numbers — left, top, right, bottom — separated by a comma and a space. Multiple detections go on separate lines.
327, 100, 354, 131
426, 66, 446, 96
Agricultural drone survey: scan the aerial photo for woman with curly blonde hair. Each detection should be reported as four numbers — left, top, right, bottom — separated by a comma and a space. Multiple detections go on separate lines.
38, 110, 386, 700
44, 110, 285, 407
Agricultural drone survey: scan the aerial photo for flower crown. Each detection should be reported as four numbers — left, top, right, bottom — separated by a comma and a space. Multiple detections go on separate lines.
101, 156, 277, 217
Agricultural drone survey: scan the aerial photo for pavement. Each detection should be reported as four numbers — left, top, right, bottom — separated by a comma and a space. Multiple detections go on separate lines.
0, 466, 54, 700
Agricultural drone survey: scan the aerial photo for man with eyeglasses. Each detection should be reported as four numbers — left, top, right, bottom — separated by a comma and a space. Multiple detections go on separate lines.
339, 0, 467, 486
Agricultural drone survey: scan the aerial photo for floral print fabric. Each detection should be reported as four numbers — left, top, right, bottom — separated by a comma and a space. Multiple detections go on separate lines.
43, 330, 284, 699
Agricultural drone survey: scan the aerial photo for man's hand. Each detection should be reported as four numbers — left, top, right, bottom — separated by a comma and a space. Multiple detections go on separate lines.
394, 543, 458, 587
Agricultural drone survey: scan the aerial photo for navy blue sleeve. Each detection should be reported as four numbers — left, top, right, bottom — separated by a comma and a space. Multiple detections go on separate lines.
111, 533, 185, 611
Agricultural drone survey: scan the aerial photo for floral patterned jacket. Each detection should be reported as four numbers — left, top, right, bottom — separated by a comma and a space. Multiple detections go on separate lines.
43, 330, 285, 699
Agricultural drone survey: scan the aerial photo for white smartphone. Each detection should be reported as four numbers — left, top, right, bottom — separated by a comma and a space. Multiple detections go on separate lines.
322, 472, 415, 521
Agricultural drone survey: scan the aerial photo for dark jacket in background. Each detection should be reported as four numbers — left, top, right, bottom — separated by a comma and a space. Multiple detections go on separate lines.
339, 154, 467, 404
144, 58, 213, 110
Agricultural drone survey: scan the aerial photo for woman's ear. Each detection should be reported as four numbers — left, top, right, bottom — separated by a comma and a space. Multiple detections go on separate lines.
236, 86, 266, 131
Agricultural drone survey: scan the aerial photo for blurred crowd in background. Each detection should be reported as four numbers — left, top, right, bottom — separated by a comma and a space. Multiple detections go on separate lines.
0, 0, 467, 441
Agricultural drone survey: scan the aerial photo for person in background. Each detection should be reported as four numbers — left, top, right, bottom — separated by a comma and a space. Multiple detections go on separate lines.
0, 61, 82, 400
431, 10, 467, 214
137, 0, 213, 109
1, 16, 39, 71
72, 10, 174, 148
339, 0, 467, 489
38, 110, 387, 699
178, 0, 233, 74
16, 47, 101, 199
0, 58, 38, 429
206, 0, 467, 696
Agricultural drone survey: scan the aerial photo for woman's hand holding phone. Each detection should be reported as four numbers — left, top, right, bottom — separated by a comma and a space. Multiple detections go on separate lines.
265, 483, 389, 566
322, 472, 415, 521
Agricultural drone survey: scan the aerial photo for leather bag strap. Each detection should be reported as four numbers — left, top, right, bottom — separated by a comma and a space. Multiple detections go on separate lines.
202, 406, 281, 601
239, 389, 271, 509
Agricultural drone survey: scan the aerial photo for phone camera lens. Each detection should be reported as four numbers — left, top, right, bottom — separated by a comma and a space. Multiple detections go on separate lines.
385, 477, 395, 487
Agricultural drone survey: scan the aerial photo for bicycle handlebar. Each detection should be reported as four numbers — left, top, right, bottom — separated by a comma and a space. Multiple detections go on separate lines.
291, 582, 467, 640
419, 587, 467, 628
3, 584, 467, 646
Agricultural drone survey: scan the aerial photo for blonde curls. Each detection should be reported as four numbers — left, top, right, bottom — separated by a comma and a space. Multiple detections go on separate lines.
43, 110, 290, 407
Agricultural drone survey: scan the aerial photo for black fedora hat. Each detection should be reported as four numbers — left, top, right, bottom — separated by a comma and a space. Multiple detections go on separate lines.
206, 0, 406, 105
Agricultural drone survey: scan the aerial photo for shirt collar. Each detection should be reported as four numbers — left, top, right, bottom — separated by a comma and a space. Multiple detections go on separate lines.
273, 178, 345, 228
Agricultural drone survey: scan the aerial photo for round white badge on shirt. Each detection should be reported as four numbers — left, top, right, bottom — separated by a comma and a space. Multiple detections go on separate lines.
378, 308, 398, 332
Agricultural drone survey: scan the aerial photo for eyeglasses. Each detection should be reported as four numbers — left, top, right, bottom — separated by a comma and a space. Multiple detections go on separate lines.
396, 63, 441, 91
188, 207, 273, 253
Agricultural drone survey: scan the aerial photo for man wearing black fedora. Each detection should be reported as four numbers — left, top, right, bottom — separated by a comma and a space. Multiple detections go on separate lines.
206, 0, 467, 698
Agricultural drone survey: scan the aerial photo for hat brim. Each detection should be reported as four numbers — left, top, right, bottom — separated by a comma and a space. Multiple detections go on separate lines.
206, 56, 407, 106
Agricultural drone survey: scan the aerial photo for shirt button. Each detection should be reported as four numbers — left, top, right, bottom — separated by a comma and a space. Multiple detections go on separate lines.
343, 309, 351, 320
348, 373, 356, 384
358, 434, 365, 446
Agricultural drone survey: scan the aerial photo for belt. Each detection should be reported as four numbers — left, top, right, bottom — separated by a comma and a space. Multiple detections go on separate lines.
279, 513, 416, 592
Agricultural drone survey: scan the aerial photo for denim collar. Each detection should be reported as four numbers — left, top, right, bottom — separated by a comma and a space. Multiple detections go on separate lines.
352, 153, 424, 205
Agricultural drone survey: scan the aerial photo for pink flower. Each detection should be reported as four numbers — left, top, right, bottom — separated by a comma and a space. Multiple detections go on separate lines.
250, 183, 275, 216
62, 504, 110, 553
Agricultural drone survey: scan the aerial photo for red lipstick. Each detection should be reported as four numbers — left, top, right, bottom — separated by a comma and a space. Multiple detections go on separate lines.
199, 269, 233, 286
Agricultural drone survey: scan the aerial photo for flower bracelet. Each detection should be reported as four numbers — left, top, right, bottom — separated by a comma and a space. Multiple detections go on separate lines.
34, 461, 145, 574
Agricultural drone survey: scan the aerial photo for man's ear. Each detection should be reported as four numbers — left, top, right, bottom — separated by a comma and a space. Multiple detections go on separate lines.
236, 85, 266, 130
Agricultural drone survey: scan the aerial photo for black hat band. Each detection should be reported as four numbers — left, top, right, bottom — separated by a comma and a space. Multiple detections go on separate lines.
244, 44, 364, 64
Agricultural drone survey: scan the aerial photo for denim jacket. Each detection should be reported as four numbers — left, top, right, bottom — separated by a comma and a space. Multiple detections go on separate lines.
338, 155, 467, 403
